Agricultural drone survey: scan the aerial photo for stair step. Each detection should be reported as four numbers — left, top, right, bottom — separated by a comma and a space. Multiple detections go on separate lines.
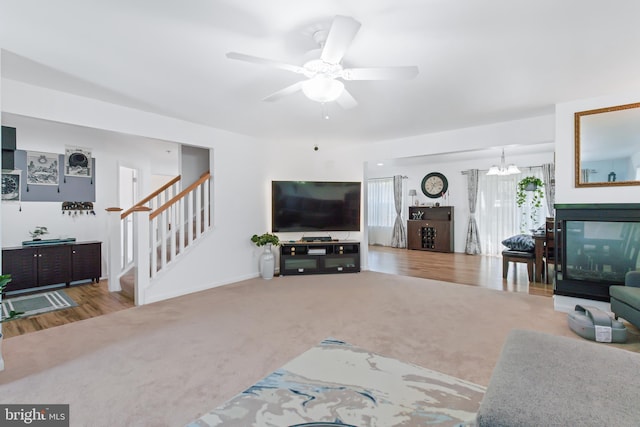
120, 268, 135, 300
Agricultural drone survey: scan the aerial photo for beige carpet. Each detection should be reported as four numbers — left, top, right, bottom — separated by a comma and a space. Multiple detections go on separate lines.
1, 271, 638, 426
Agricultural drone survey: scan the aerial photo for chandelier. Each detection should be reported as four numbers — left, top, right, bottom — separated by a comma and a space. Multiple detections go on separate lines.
487, 149, 521, 176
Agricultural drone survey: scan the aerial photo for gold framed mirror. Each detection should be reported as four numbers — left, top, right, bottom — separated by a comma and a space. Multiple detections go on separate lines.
575, 102, 640, 187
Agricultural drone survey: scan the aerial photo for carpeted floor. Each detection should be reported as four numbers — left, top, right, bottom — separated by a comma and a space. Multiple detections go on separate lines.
1, 271, 638, 426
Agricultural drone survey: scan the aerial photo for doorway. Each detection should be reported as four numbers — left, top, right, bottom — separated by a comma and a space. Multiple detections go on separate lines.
119, 166, 139, 265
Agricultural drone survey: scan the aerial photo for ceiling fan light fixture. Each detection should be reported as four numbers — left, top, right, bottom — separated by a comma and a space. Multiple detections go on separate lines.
302, 76, 344, 103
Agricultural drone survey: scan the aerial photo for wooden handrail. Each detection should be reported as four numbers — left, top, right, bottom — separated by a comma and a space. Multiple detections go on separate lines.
149, 172, 210, 220
121, 175, 181, 219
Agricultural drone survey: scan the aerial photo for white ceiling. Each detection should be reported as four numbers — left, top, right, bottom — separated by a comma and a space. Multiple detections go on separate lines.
2, 0, 640, 148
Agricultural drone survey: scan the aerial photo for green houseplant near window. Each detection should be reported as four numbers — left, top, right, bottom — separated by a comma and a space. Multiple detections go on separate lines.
516, 177, 545, 232
251, 233, 280, 280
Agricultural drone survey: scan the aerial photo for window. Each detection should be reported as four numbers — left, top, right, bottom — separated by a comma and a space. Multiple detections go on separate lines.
477, 170, 548, 256
367, 178, 398, 246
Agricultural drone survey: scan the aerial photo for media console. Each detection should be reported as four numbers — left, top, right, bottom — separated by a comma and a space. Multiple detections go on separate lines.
279, 241, 360, 276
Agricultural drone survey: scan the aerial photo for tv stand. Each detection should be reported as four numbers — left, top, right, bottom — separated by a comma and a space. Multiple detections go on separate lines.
280, 241, 360, 276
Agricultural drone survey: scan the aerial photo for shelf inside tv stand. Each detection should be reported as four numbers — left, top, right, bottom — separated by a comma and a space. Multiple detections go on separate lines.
279, 241, 360, 276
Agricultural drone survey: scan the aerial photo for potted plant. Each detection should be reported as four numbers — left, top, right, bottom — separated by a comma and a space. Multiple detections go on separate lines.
0, 274, 22, 323
251, 233, 280, 280
251, 233, 280, 247
0, 274, 23, 371
29, 226, 49, 241
516, 177, 545, 232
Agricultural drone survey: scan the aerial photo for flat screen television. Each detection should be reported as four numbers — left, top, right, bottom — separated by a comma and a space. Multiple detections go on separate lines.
272, 181, 361, 232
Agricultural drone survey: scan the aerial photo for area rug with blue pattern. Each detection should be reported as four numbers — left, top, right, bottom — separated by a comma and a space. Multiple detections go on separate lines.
187, 339, 484, 427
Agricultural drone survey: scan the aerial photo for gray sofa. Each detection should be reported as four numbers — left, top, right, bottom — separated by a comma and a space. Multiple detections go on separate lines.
610, 270, 640, 329
476, 329, 640, 426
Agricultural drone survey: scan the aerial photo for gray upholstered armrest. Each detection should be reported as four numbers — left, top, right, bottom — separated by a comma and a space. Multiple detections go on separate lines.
626, 271, 640, 288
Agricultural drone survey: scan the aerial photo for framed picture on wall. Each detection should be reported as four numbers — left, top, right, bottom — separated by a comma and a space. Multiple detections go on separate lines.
26, 151, 59, 185
2, 170, 22, 201
65, 146, 92, 178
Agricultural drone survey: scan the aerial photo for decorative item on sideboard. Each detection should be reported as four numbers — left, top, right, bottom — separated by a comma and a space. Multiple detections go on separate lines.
408, 189, 418, 206
29, 226, 49, 241
411, 210, 424, 220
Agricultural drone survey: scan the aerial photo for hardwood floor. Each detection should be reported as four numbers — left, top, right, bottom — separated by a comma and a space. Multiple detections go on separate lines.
2, 247, 552, 339
368, 245, 554, 297
1, 280, 134, 339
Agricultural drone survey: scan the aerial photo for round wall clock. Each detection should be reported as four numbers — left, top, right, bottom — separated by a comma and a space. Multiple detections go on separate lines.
421, 172, 448, 198
1, 173, 20, 200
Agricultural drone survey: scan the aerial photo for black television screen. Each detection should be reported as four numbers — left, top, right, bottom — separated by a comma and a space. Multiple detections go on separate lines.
272, 181, 361, 232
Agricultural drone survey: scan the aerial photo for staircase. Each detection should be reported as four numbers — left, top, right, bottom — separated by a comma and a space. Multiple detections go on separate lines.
107, 172, 212, 305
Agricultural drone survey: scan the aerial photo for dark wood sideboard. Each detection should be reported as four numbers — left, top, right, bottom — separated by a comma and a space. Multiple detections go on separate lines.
2, 241, 101, 294
407, 206, 454, 253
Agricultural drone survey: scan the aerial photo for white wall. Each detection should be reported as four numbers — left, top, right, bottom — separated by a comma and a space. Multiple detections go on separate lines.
555, 91, 640, 204
180, 145, 210, 187
1, 79, 267, 302
260, 138, 368, 269
1, 114, 180, 245
355, 115, 555, 164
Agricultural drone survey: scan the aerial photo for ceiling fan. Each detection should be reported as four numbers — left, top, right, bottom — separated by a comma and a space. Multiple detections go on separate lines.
226, 15, 419, 109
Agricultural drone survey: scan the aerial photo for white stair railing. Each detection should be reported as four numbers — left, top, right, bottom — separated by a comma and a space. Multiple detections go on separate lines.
106, 172, 211, 305
149, 172, 210, 277
119, 175, 181, 273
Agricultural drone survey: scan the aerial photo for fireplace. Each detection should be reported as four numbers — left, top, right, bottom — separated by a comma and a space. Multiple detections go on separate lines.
554, 204, 640, 301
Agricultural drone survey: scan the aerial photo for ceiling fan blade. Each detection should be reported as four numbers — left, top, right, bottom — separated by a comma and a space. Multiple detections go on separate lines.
262, 81, 304, 102
320, 15, 361, 64
226, 52, 306, 74
335, 88, 358, 109
342, 66, 419, 80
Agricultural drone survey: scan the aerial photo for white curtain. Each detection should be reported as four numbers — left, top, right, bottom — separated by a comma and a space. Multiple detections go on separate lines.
477, 168, 548, 256
367, 178, 400, 246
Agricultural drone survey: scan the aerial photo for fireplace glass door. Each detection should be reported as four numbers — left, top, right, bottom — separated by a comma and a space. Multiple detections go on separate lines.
564, 220, 640, 284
